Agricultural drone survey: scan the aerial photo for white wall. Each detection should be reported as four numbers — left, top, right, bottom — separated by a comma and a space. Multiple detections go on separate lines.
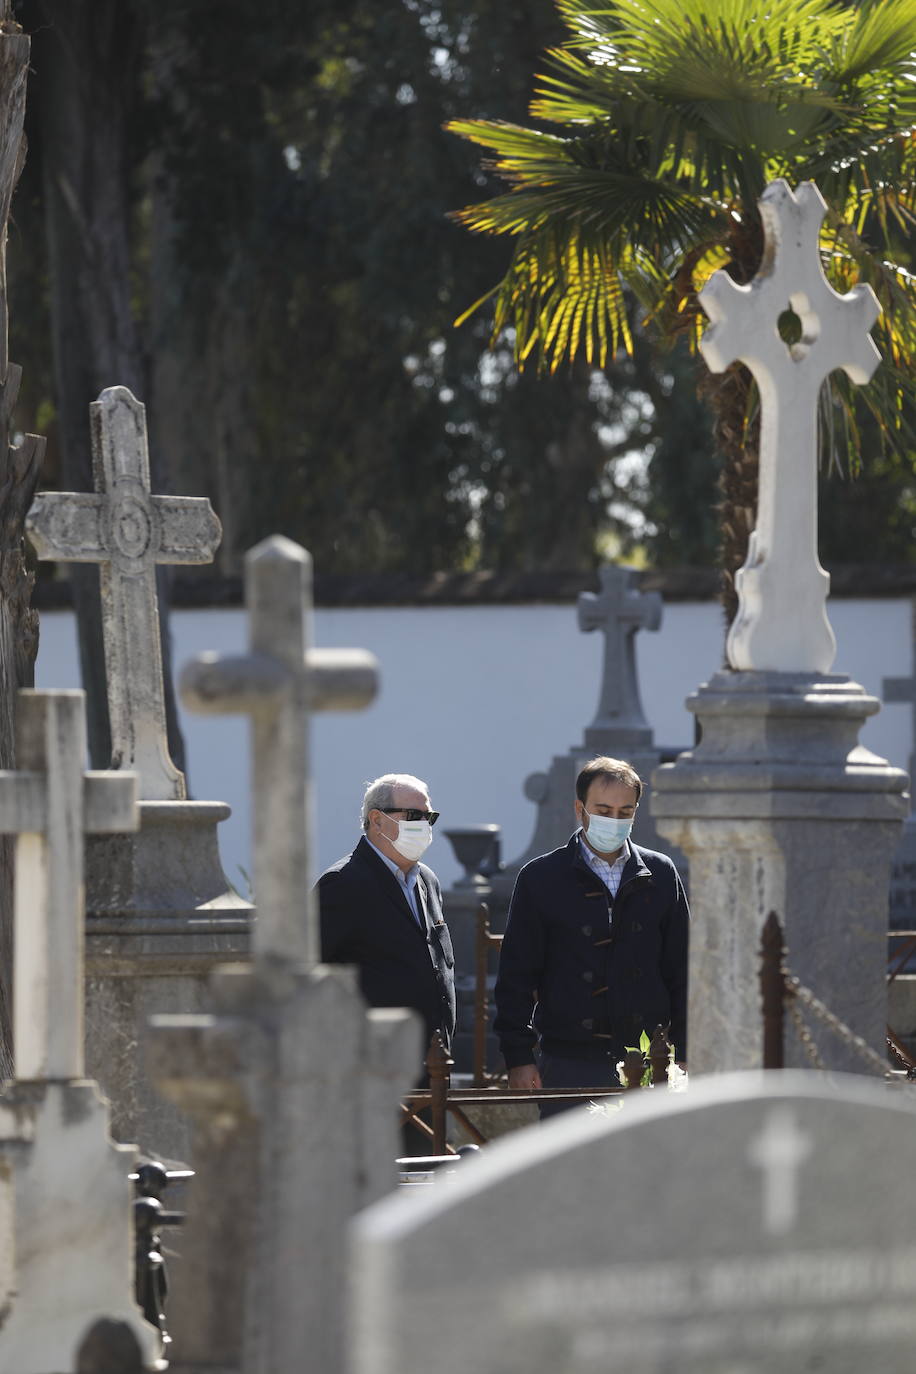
35, 596, 912, 895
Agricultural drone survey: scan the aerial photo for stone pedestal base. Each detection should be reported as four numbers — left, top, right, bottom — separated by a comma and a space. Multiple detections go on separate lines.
652, 671, 907, 1076
0, 1080, 160, 1373
86, 800, 253, 1160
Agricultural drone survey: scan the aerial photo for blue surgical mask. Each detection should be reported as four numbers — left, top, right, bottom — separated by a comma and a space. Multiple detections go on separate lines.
582, 811, 633, 854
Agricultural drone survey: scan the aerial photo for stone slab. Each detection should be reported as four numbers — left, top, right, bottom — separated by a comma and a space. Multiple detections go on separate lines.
351, 1071, 916, 1374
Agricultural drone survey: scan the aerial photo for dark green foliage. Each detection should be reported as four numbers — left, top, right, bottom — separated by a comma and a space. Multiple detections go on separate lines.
7, 0, 916, 577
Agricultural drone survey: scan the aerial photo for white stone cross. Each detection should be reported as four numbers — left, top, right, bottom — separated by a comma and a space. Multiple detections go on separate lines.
884, 598, 916, 801
578, 566, 661, 734
0, 691, 137, 1079
179, 535, 378, 968
747, 1106, 813, 1236
26, 386, 222, 801
699, 180, 881, 673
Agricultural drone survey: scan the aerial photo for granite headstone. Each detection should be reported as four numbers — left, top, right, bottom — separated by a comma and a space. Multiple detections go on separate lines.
352, 1071, 916, 1374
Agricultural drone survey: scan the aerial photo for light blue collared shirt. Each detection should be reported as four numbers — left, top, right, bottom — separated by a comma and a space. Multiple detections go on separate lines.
578, 833, 630, 906
367, 838, 423, 926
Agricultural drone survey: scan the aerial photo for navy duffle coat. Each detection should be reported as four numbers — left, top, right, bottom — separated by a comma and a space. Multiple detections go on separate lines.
494, 832, 689, 1069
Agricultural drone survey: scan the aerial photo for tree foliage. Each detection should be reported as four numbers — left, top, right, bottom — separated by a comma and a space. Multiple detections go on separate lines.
447, 0, 916, 596
7, 0, 916, 586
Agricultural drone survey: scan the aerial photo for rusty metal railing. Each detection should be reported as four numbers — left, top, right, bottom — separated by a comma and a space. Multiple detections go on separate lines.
402, 1025, 675, 1154
759, 910, 915, 1076
473, 901, 502, 1087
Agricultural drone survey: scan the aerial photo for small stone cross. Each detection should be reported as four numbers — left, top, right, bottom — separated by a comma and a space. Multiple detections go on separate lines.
179, 535, 378, 968
26, 386, 222, 801
578, 566, 661, 736
700, 180, 881, 673
883, 597, 916, 807
0, 691, 137, 1079
747, 1106, 813, 1236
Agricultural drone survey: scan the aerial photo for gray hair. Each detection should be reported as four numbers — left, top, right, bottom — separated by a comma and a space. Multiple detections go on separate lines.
361, 773, 430, 830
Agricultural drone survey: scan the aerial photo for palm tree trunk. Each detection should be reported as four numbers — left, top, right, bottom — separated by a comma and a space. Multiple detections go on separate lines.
31, 1, 187, 774
700, 361, 759, 631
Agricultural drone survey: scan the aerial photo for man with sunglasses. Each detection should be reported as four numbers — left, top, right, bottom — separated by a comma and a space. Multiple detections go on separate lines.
317, 773, 456, 1075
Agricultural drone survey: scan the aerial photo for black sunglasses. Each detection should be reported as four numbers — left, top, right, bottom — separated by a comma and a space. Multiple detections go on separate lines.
378, 807, 440, 827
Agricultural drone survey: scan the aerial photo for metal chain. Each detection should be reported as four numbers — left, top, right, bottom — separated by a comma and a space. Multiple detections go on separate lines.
886, 1034, 916, 1078
786, 996, 826, 1070
784, 972, 889, 1077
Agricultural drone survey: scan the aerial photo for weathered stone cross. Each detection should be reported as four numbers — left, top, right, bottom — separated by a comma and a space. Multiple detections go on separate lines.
149, 537, 416, 1374
0, 690, 160, 1372
179, 533, 378, 967
26, 386, 222, 801
578, 566, 661, 738
699, 180, 881, 673
0, 691, 137, 1079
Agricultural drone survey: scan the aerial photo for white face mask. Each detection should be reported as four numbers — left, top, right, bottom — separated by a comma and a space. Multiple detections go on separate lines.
582, 810, 633, 854
391, 819, 433, 863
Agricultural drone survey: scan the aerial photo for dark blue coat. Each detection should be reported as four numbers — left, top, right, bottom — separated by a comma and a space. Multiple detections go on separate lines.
317, 836, 457, 1058
494, 833, 689, 1068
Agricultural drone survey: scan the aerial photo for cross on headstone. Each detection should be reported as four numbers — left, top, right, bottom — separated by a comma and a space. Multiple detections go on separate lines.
179, 533, 378, 967
26, 386, 222, 801
0, 690, 158, 1373
699, 180, 881, 673
577, 566, 661, 738
883, 597, 916, 802
746, 1106, 812, 1236
148, 536, 412, 1374
0, 691, 137, 1078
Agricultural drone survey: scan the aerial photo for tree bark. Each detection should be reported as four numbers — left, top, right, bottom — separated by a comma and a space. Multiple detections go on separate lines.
31, 0, 186, 772
0, 10, 45, 1078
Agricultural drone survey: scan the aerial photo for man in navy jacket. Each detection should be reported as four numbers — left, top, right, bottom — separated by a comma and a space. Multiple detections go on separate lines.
317, 773, 457, 1077
494, 755, 688, 1116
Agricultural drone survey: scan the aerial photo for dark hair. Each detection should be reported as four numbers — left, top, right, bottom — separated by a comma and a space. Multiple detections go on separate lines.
575, 756, 642, 805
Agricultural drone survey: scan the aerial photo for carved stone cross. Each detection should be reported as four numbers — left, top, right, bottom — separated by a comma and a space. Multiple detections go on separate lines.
179, 534, 378, 967
699, 180, 881, 673
578, 566, 661, 738
0, 691, 137, 1079
26, 386, 222, 800
747, 1106, 812, 1236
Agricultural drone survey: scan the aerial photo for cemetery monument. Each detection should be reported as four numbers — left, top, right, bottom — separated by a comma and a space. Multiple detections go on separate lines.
0, 690, 159, 1373
27, 385, 253, 1160
351, 1071, 916, 1374
147, 536, 420, 1374
652, 180, 908, 1073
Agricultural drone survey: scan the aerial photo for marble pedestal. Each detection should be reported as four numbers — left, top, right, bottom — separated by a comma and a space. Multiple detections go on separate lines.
86, 800, 252, 1161
652, 671, 907, 1076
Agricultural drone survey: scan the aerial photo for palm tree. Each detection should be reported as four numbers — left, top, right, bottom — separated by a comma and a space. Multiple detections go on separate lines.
446, 0, 916, 618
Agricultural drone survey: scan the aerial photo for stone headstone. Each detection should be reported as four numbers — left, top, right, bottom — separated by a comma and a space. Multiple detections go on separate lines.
147, 536, 419, 1374
654, 182, 905, 1074
0, 690, 159, 1374
351, 1071, 916, 1374
27, 386, 252, 1160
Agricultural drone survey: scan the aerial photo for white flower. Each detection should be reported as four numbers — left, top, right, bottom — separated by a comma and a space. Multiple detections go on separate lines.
586, 1097, 624, 1115
616, 1060, 627, 1087
667, 1062, 688, 1092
